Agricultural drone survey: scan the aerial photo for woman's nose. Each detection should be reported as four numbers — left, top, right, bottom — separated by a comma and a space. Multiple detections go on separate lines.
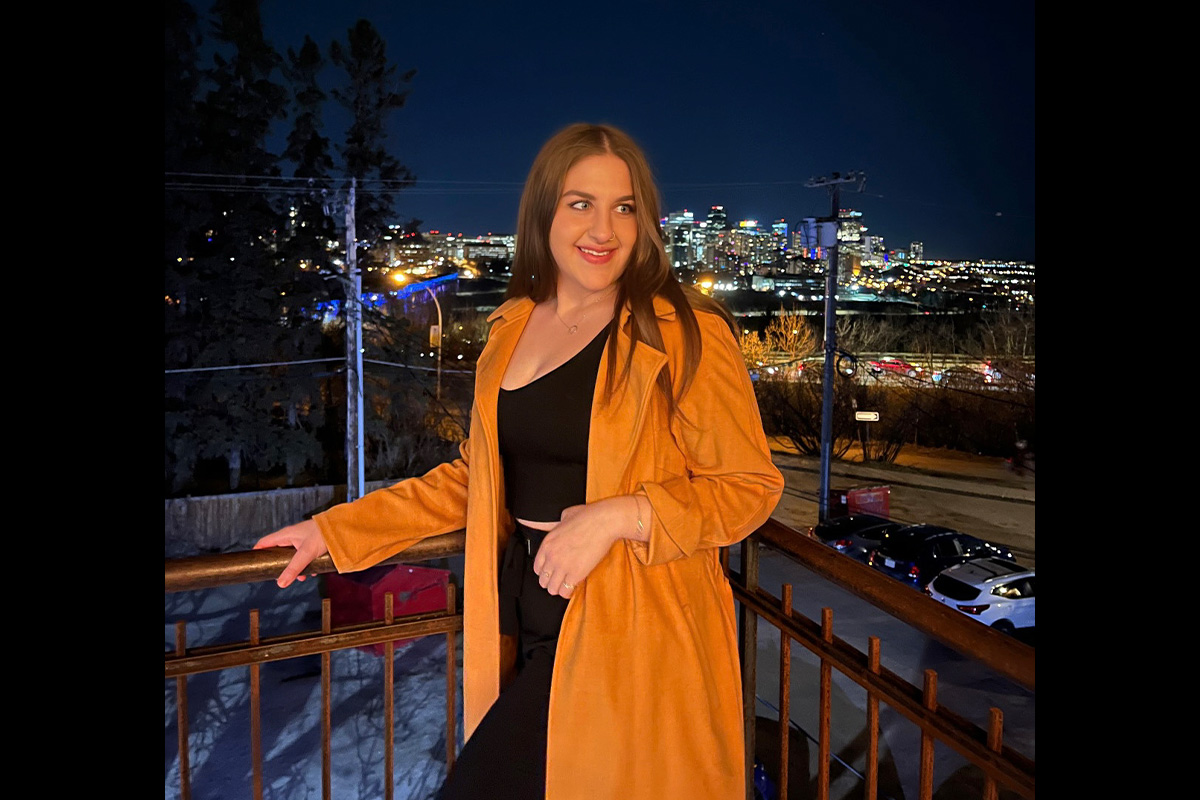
588, 212, 614, 242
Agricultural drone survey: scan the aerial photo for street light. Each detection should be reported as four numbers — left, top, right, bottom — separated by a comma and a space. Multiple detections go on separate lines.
391, 272, 443, 400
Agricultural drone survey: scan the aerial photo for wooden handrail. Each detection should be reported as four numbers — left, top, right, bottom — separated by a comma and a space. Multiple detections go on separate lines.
165, 531, 466, 593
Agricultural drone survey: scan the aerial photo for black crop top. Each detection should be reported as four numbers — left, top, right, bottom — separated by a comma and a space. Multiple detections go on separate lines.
497, 326, 609, 522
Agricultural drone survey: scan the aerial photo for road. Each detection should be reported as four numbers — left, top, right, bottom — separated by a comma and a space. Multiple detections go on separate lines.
766, 440, 1035, 568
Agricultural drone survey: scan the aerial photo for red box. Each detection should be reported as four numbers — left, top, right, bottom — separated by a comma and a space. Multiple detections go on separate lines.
847, 485, 890, 517
326, 563, 451, 656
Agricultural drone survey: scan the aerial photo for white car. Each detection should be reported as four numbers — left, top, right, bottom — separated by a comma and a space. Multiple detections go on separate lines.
925, 558, 1034, 635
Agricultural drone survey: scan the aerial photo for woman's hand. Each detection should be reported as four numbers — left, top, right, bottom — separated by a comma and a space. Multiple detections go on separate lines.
253, 519, 329, 588
531, 497, 632, 599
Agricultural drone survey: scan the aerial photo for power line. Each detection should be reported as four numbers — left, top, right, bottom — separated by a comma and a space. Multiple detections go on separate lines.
164, 171, 1032, 224
166, 170, 524, 186
165, 357, 342, 374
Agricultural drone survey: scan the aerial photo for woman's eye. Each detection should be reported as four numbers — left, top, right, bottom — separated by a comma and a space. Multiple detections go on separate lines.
569, 200, 590, 210
617, 204, 635, 214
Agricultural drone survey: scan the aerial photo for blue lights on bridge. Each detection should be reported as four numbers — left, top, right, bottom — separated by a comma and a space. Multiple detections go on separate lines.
310, 274, 457, 321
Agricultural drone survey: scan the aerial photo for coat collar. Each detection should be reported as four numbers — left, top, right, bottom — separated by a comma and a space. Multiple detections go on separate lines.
486, 296, 533, 323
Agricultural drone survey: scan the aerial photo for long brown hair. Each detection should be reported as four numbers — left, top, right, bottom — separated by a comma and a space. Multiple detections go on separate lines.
505, 123, 735, 420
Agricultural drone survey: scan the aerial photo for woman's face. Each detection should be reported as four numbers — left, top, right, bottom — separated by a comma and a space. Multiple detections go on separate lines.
548, 153, 639, 298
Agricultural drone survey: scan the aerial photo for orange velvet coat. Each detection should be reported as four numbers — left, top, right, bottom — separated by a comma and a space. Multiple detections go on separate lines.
313, 294, 784, 798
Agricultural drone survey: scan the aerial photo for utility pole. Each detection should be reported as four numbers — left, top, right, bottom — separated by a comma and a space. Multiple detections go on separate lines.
344, 178, 365, 502
805, 171, 866, 522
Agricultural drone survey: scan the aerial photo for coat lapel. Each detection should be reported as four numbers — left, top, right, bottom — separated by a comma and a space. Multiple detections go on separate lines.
476, 296, 534, 440
587, 296, 674, 500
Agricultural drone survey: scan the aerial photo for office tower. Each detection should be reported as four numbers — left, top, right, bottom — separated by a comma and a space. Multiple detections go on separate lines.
728, 220, 774, 273
706, 205, 728, 232
664, 209, 695, 269
836, 209, 865, 280
704, 206, 729, 271
910, 241, 924, 261
771, 219, 788, 267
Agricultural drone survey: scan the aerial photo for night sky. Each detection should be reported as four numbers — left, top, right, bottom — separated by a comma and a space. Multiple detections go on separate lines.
254, 0, 1034, 263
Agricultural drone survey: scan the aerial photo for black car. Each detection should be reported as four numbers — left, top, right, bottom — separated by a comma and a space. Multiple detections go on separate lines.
868, 524, 1015, 588
808, 514, 906, 564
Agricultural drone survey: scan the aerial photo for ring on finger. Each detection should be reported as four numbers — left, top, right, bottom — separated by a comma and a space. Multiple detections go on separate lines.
562, 582, 575, 590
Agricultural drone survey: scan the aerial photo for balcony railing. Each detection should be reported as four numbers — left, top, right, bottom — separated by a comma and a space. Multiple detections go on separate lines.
165, 521, 1033, 800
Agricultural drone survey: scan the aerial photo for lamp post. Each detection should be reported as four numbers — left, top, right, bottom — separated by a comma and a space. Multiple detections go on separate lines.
424, 285, 442, 401
392, 273, 443, 400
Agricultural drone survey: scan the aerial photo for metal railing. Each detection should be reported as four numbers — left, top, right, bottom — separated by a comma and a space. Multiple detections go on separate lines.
166, 533, 464, 800
165, 522, 1033, 799
728, 519, 1033, 800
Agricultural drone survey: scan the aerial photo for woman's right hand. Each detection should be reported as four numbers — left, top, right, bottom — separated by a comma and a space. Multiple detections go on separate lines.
253, 519, 329, 588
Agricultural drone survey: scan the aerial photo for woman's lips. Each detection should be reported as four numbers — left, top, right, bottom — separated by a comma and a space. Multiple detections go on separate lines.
577, 246, 615, 264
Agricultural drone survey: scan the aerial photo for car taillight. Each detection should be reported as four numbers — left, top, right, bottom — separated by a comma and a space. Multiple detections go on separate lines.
908, 565, 920, 580
956, 604, 990, 615
834, 538, 851, 550
923, 586, 933, 596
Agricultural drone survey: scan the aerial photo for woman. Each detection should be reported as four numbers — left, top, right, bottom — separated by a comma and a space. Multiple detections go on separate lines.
254, 123, 784, 799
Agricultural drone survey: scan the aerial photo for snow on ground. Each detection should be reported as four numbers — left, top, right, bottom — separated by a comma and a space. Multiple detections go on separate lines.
165, 579, 463, 800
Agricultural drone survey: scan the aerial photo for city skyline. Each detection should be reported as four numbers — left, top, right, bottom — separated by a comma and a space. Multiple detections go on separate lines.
241, 0, 1034, 263
412, 203, 1030, 269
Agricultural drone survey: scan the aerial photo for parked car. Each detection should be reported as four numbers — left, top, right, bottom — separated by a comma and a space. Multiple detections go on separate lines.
807, 513, 905, 563
867, 357, 923, 378
931, 365, 989, 387
981, 358, 1035, 389
925, 558, 1035, 635
868, 524, 1015, 588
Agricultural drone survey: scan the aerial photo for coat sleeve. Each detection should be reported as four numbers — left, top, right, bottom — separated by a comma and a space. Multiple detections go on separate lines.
311, 437, 471, 574
631, 311, 784, 566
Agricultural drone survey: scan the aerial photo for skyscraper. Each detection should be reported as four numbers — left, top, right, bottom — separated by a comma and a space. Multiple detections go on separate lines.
838, 209, 866, 280
706, 205, 728, 232
664, 209, 695, 270
704, 206, 729, 271
771, 219, 788, 267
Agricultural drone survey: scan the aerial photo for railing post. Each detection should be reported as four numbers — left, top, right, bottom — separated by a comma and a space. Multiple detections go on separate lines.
920, 669, 938, 800
446, 582, 458, 771
984, 708, 1004, 800
778, 585, 792, 800
819, 608, 834, 800
249, 609, 262, 800
739, 536, 760, 800
384, 593, 396, 800
175, 621, 191, 800
321, 598, 332, 800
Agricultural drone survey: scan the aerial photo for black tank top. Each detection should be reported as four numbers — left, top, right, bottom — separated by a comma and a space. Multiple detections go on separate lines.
497, 326, 609, 521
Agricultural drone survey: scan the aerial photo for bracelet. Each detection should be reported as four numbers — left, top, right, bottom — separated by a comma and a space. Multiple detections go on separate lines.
635, 499, 645, 536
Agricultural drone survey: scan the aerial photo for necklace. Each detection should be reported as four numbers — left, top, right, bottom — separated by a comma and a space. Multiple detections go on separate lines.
554, 303, 582, 335
553, 289, 616, 335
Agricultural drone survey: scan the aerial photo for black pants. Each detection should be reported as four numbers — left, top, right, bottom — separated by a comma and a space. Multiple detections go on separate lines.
438, 525, 568, 799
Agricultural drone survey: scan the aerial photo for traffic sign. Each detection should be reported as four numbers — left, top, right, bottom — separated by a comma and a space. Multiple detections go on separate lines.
855, 411, 879, 421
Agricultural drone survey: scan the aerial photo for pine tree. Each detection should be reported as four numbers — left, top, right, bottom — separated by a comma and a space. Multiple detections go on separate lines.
165, 0, 314, 493
329, 19, 419, 283
274, 34, 340, 486
165, 7, 428, 496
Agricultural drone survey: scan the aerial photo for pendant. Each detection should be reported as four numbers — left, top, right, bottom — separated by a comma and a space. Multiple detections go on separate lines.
568, 325, 578, 334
